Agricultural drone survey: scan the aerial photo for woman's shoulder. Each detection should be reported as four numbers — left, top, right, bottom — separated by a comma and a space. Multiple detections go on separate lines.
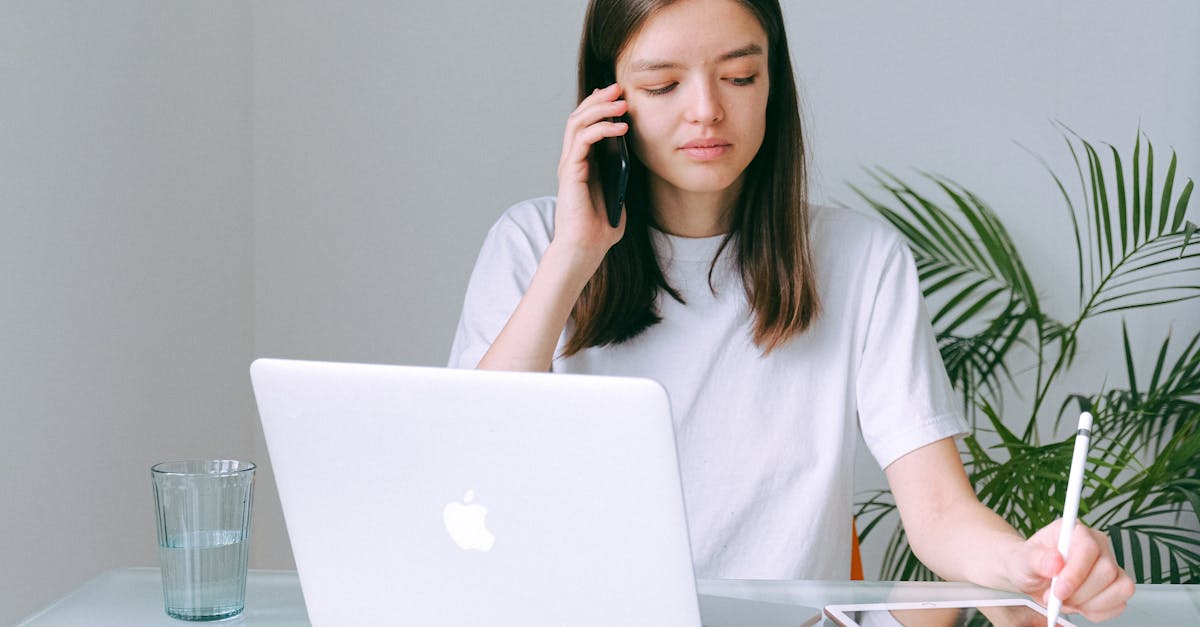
808, 203, 906, 257
493, 196, 557, 232
499, 195, 557, 221
482, 196, 558, 250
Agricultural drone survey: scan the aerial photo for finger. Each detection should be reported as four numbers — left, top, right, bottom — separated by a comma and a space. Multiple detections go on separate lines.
1064, 529, 1128, 607
557, 120, 629, 186
582, 81, 621, 102
1063, 550, 1120, 609
561, 98, 628, 160
1051, 525, 1103, 601
568, 84, 625, 121
1010, 543, 1060, 596
1073, 571, 1135, 623
561, 121, 629, 176
566, 98, 627, 136
570, 84, 624, 120
1034, 546, 1064, 581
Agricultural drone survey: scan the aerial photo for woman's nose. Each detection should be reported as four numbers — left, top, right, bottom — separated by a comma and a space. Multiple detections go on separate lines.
685, 80, 724, 125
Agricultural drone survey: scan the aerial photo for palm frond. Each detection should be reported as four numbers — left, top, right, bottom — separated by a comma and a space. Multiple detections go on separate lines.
1108, 518, 1200, 584
1056, 125, 1199, 317
852, 126, 1199, 584
1095, 326, 1200, 452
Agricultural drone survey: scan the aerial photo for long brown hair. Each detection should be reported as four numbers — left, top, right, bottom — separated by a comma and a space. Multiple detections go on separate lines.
564, 0, 819, 356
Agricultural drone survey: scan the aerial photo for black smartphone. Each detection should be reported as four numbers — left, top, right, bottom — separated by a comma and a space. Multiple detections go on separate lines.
597, 78, 629, 228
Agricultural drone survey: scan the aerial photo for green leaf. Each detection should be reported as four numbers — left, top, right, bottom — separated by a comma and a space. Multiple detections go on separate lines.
980, 403, 1022, 447
1181, 488, 1200, 525
924, 268, 973, 296
1110, 526, 1127, 569
942, 288, 1006, 337
1092, 293, 1200, 317
1022, 139, 1086, 304
1111, 144, 1129, 256
874, 170, 980, 267
1151, 540, 1163, 584
931, 278, 989, 326
1147, 331, 1173, 400
930, 175, 1035, 307
1145, 139, 1155, 239
1133, 130, 1143, 245
1131, 529, 1146, 579
844, 188, 942, 261
1064, 129, 1099, 294
1083, 139, 1115, 277
1159, 151, 1178, 235
1171, 180, 1194, 232
963, 186, 1041, 312
1122, 322, 1139, 400
860, 179, 958, 263
891, 172, 993, 270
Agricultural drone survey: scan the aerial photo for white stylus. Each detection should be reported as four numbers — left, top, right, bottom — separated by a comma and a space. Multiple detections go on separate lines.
1046, 411, 1093, 627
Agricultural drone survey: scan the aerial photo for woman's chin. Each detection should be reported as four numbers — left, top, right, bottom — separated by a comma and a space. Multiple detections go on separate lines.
655, 170, 745, 197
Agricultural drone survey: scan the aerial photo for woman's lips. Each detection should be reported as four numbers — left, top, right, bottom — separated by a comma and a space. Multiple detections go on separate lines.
679, 139, 732, 161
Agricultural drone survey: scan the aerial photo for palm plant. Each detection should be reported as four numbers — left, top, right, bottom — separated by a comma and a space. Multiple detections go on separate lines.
849, 126, 1200, 584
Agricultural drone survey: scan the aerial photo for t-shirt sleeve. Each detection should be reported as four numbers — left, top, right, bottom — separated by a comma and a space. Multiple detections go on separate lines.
447, 201, 552, 369
856, 238, 969, 469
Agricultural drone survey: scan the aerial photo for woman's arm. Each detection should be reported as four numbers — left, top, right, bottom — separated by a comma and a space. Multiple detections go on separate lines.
476, 84, 628, 372
476, 242, 603, 371
884, 437, 1134, 623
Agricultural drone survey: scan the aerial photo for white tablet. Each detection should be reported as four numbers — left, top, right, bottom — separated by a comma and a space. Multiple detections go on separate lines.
824, 598, 1079, 626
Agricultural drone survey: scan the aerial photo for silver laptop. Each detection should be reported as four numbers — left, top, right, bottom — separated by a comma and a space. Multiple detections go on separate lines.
251, 358, 820, 627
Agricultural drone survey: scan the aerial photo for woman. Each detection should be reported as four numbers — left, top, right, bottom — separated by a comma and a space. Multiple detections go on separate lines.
449, 0, 1133, 621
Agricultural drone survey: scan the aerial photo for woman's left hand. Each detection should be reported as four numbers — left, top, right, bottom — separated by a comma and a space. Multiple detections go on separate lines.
1006, 519, 1135, 622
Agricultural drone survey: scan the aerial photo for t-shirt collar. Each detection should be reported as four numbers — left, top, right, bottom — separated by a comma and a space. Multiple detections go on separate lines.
650, 227, 732, 263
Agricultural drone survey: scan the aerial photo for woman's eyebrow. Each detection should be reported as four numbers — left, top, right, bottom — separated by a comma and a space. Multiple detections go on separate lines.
628, 43, 764, 73
719, 43, 764, 62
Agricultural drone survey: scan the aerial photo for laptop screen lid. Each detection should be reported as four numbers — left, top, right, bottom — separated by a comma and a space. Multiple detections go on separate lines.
251, 358, 701, 626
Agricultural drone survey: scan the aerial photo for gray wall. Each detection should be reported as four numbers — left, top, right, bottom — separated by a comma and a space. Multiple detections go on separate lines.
2, 1, 253, 623
4, 0, 1198, 623
250, 0, 590, 573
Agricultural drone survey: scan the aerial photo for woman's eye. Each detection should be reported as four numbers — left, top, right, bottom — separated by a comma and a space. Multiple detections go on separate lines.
644, 83, 677, 96
728, 75, 757, 86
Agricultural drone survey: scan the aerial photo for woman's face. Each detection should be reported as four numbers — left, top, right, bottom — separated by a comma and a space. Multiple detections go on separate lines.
615, 0, 770, 204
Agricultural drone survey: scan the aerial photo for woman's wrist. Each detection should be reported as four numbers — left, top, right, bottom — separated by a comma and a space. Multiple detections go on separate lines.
477, 246, 592, 372
542, 239, 607, 289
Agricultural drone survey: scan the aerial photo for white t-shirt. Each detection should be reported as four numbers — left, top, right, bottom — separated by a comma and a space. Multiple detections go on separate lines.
448, 197, 967, 580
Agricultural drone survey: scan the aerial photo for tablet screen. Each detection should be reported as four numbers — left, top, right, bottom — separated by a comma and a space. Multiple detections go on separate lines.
841, 604, 1068, 627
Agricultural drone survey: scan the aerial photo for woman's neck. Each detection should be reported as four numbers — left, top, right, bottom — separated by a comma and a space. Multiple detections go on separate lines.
648, 175, 743, 238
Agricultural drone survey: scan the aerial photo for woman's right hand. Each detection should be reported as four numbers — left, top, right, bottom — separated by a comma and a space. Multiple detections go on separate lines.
553, 82, 629, 270
476, 83, 630, 372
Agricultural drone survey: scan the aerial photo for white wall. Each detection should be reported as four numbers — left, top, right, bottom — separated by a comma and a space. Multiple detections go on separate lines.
1, 2, 253, 623
4, 1, 1197, 621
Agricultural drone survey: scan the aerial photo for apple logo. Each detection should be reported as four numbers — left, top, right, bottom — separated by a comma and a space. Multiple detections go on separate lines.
443, 489, 495, 552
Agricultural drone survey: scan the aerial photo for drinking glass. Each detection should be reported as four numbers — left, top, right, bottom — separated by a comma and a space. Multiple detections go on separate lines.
151, 459, 255, 621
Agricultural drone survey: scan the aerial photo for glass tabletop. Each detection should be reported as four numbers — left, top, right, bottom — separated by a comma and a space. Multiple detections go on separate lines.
16, 568, 309, 627
699, 578, 1200, 626
17, 568, 1199, 626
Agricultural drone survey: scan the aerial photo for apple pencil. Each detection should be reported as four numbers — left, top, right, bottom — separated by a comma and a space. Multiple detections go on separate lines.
1046, 411, 1093, 627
